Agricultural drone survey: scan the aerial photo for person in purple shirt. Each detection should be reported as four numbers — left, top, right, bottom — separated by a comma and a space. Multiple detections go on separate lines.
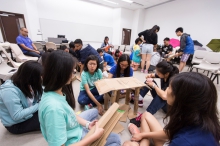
16, 27, 41, 58
123, 72, 220, 146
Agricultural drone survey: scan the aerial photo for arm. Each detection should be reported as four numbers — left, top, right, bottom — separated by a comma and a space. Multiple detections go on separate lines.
103, 62, 107, 67
2, 90, 38, 121
80, 64, 84, 75
179, 35, 186, 52
138, 30, 147, 37
76, 115, 88, 127
32, 43, 38, 51
108, 73, 113, 78
19, 44, 36, 52
153, 85, 168, 100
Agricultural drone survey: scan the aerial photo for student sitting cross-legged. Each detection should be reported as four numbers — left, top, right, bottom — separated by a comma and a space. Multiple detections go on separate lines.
0, 61, 43, 134
39, 50, 120, 146
78, 55, 104, 115
97, 48, 115, 70
123, 72, 220, 146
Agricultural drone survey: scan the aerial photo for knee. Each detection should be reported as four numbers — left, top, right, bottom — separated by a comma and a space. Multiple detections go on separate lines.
141, 111, 152, 121
90, 108, 99, 118
122, 141, 132, 146
108, 133, 121, 145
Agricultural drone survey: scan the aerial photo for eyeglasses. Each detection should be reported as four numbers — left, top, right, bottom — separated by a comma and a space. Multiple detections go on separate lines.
72, 70, 76, 74
23, 30, 28, 33
120, 63, 128, 68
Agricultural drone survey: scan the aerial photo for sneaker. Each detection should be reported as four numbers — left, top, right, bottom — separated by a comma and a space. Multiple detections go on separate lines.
141, 69, 144, 73
138, 100, 143, 107
128, 123, 140, 135
84, 103, 93, 110
130, 113, 142, 127
144, 70, 148, 74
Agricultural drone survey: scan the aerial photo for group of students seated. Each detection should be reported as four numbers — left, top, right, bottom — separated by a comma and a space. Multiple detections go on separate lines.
0, 27, 219, 146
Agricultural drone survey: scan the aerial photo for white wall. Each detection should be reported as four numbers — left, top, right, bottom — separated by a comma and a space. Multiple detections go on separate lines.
143, 0, 220, 49
0, 28, 4, 42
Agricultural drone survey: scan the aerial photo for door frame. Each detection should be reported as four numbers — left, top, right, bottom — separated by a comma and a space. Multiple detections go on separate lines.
0, 11, 26, 42
121, 28, 132, 45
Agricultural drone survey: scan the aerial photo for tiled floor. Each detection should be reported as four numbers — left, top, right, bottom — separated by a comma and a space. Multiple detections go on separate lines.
0, 66, 220, 146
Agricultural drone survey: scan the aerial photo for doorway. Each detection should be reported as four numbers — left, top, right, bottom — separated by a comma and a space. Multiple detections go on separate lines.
121, 28, 131, 45
0, 11, 26, 43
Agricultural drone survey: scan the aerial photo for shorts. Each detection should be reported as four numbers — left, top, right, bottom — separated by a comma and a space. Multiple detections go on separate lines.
141, 44, 153, 54
180, 54, 190, 62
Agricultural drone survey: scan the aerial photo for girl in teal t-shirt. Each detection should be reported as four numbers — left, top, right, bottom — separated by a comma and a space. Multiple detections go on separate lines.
78, 55, 104, 115
39, 50, 120, 146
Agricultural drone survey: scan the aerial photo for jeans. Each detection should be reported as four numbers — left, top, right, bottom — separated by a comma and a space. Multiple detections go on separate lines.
79, 109, 121, 146
78, 87, 104, 106
24, 51, 42, 58
140, 81, 167, 114
5, 111, 40, 134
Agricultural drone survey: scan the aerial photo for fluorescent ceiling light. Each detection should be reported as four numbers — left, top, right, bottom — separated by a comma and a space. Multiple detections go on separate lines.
121, 0, 133, 3
103, 0, 118, 5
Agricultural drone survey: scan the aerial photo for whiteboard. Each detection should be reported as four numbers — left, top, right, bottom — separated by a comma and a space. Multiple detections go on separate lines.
39, 18, 113, 43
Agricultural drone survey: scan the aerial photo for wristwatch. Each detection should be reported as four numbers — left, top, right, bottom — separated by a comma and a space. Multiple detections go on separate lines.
86, 121, 91, 130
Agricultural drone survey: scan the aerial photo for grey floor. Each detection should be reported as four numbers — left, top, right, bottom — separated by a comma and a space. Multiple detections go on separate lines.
1, 66, 220, 146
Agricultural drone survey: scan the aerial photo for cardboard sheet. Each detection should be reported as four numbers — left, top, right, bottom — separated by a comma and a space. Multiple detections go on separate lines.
84, 103, 124, 146
118, 104, 130, 122
95, 77, 149, 95
127, 108, 137, 119
112, 122, 124, 134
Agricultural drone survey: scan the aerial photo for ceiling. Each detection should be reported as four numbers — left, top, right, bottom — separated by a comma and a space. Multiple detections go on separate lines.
82, 0, 175, 10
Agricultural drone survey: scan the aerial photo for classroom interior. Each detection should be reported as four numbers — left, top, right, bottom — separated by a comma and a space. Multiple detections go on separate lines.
0, 0, 220, 145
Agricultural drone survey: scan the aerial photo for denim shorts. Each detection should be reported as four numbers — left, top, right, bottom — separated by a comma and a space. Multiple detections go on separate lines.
141, 44, 153, 54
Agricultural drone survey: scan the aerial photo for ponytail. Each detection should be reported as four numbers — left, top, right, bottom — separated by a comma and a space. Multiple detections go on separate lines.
156, 60, 179, 78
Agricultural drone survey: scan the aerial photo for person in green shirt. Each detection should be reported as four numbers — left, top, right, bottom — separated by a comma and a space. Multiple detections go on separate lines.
78, 55, 104, 115
39, 50, 120, 146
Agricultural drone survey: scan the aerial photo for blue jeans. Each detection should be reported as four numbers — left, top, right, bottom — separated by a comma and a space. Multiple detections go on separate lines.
140, 81, 167, 114
78, 87, 104, 106
24, 51, 42, 58
79, 109, 121, 146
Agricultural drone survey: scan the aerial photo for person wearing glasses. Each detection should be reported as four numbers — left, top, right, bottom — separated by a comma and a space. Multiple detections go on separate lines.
16, 27, 42, 58
108, 54, 133, 78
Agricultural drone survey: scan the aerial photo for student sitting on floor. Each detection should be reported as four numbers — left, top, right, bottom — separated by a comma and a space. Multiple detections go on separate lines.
78, 55, 104, 115
130, 61, 179, 127
74, 39, 104, 74
60, 45, 69, 53
109, 54, 133, 78
132, 38, 143, 71
109, 54, 134, 95
39, 50, 120, 146
101, 36, 114, 55
112, 49, 123, 62
0, 61, 43, 134
123, 72, 220, 146
148, 49, 162, 72
97, 48, 115, 70
161, 37, 173, 58
40, 49, 76, 110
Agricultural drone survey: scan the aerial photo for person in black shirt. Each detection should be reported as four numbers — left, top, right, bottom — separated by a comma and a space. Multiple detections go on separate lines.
130, 61, 179, 127
138, 25, 160, 74
69, 41, 80, 60
161, 37, 173, 57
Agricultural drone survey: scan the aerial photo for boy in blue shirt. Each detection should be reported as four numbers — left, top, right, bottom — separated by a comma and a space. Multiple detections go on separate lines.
16, 27, 42, 58
175, 27, 194, 72
73, 39, 104, 74
97, 48, 115, 69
